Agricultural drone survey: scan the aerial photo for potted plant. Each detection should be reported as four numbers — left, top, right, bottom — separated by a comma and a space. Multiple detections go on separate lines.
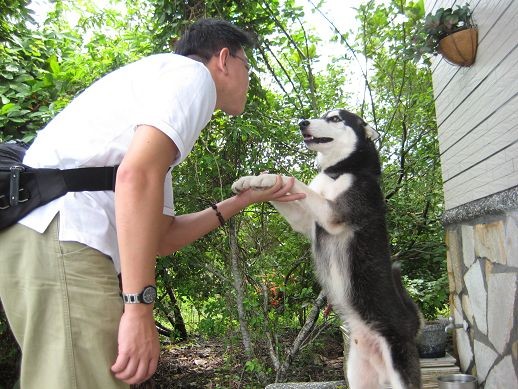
417, 316, 449, 358
412, 3, 478, 66
403, 275, 450, 358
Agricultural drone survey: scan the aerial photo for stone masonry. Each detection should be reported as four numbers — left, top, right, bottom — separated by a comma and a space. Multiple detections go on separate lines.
444, 201, 518, 388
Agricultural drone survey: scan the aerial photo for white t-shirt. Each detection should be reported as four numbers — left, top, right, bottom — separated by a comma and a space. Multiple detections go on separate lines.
20, 53, 217, 273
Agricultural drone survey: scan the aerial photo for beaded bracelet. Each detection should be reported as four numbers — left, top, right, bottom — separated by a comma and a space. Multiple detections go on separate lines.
211, 203, 225, 227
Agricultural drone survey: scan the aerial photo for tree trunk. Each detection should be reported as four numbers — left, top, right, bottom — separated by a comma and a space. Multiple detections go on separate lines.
158, 268, 188, 340
261, 281, 280, 371
229, 219, 269, 384
229, 219, 253, 357
275, 290, 327, 382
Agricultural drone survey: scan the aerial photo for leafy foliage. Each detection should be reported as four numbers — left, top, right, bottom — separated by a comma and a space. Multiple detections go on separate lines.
0, 0, 34, 42
0, 0, 155, 142
424, 3, 474, 40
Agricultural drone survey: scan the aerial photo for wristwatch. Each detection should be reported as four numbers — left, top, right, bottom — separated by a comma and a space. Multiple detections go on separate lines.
122, 285, 157, 304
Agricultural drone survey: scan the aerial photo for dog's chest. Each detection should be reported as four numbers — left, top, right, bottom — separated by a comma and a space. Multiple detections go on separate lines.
309, 173, 353, 200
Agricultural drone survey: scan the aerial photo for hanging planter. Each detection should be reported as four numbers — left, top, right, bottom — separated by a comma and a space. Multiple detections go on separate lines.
409, 4, 478, 67
438, 28, 478, 66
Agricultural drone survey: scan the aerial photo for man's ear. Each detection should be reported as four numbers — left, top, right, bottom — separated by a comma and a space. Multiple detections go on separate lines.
214, 47, 230, 74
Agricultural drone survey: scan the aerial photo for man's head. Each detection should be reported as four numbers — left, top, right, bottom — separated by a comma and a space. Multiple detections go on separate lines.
175, 19, 255, 116
175, 18, 255, 61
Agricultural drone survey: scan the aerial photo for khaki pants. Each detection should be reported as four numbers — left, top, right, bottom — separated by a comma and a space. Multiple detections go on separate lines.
0, 216, 129, 389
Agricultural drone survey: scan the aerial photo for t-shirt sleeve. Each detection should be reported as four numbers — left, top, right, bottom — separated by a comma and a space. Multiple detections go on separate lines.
132, 60, 217, 167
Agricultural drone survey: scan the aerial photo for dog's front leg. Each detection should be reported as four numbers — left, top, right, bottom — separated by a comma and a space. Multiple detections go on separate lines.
232, 174, 315, 236
232, 174, 344, 236
289, 179, 346, 235
232, 174, 314, 233
270, 200, 313, 237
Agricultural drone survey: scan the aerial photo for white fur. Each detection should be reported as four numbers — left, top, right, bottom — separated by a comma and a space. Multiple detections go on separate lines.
309, 123, 357, 169
310, 172, 354, 201
365, 124, 380, 141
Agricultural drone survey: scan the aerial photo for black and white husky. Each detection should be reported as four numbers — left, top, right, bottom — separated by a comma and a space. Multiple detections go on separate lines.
232, 109, 422, 389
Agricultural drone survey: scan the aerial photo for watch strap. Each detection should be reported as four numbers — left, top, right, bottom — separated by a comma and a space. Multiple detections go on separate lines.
122, 293, 142, 304
121, 285, 156, 304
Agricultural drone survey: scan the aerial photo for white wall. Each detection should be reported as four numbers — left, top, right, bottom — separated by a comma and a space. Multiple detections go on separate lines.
426, 0, 518, 211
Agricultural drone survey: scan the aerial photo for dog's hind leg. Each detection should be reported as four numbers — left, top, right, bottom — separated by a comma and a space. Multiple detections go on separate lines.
346, 338, 383, 389
385, 341, 422, 389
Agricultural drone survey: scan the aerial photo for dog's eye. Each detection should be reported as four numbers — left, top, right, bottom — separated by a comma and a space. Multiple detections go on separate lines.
328, 116, 342, 123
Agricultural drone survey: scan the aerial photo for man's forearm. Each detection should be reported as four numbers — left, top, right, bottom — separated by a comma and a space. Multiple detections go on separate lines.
157, 176, 306, 255
157, 194, 249, 255
116, 167, 165, 293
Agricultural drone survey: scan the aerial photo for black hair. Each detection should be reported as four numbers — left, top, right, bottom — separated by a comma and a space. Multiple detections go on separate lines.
174, 18, 255, 60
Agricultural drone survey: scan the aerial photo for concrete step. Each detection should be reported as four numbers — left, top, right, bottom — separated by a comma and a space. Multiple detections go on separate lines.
265, 382, 347, 389
264, 354, 460, 389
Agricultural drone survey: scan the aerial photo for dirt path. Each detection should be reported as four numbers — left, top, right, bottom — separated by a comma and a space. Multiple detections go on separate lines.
1, 329, 345, 389
148, 331, 345, 388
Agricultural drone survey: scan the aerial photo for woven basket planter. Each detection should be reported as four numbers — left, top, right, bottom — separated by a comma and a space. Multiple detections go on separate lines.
438, 28, 478, 66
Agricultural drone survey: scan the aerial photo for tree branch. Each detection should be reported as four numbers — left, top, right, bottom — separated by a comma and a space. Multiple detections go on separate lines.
275, 290, 327, 382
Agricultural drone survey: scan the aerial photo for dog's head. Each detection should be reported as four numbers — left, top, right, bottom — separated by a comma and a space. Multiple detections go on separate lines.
299, 109, 379, 169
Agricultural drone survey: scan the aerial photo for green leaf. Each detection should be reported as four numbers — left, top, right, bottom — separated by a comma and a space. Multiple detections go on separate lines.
48, 55, 61, 76
0, 102, 16, 115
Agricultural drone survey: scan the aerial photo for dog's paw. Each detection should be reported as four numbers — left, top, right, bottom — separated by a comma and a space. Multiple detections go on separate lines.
250, 174, 278, 190
231, 174, 278, 193
232, 176, 254, 193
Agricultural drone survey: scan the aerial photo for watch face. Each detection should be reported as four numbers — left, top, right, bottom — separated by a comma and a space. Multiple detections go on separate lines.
142, 286, 157, 304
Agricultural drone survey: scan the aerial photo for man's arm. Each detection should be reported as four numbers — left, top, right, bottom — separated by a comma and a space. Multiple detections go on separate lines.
157, 177, 305, 254
111, 124, 176, 385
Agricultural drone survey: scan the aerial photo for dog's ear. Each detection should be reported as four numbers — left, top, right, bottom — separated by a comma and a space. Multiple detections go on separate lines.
364, 124, 379, 141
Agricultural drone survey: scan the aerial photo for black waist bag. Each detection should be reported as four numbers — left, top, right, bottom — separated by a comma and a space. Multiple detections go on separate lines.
0, 142, 118, 230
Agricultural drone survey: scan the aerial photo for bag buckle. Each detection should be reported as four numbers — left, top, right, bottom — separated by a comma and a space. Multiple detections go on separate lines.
9, 165, 26, 206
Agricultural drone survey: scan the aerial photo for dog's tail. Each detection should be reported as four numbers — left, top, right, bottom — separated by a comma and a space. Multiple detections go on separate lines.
392, 262, 424, 337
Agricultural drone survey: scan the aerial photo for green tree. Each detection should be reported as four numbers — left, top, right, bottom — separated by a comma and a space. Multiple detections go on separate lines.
0, 0, 155, 142
0, 0, 34, 42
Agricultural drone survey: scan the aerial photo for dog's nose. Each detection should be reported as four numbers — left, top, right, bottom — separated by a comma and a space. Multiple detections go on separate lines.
299, 120, 310, 130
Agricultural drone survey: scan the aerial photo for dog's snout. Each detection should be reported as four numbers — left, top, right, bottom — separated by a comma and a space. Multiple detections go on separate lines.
299, 120, 310, 130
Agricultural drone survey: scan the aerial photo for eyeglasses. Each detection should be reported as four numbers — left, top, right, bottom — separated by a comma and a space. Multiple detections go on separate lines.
231, 54, 251, 74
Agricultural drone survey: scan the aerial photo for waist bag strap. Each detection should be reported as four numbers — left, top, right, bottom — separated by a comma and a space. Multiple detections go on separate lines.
62, 166, 119, 192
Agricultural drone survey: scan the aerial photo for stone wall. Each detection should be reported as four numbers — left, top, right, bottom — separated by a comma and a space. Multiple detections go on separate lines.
444, 188, 518, 388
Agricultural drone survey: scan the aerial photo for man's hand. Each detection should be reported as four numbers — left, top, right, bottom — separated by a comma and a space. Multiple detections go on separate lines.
233, 175, 306, 205
111, 307, 160, 385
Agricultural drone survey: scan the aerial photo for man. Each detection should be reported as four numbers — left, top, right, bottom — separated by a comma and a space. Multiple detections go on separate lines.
0, 19, 304, 388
